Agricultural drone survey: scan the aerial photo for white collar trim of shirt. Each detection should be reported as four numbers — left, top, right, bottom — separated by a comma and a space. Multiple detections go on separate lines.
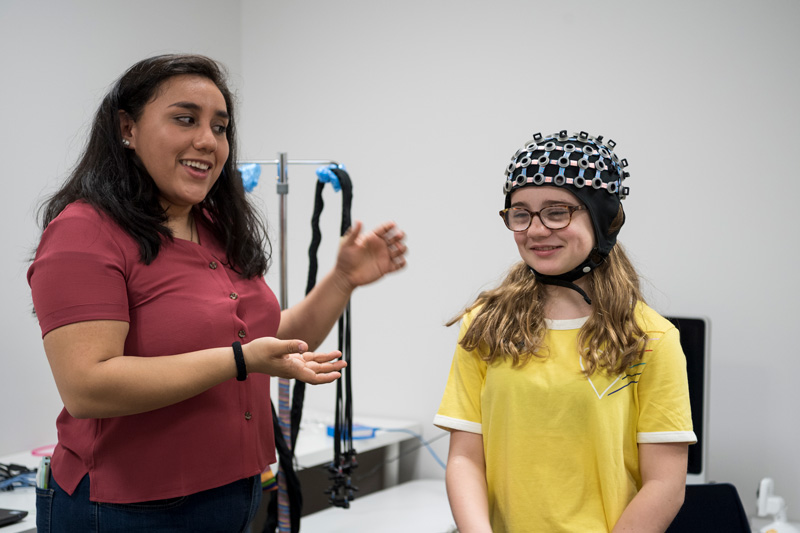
544, 316, 589, 330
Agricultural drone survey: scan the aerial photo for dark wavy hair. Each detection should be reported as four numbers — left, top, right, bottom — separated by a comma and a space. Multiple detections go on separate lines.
37, 54, 270, 278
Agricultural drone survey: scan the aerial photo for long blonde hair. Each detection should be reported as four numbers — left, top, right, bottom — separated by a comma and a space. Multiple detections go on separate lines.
448, 240, 647, 376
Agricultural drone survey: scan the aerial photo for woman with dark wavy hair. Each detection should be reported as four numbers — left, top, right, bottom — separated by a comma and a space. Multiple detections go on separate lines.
435, 131, 694, 532
28, 54, 406, 531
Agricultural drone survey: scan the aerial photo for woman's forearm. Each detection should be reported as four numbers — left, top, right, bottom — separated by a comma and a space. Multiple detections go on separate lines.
44, 320, 343, 419
277, 268, 353, 350
44, 320, 239, 418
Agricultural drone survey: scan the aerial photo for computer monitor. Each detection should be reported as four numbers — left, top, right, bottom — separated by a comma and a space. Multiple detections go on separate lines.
664, 316, 710, 484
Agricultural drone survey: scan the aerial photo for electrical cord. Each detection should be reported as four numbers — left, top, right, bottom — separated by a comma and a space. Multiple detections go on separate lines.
376, 428, 448, 469
314, 167, 356, 509
0, 472, 36, 491
0, 462, 33, 481
294, 428, 449, 484
352, 430, 448, 484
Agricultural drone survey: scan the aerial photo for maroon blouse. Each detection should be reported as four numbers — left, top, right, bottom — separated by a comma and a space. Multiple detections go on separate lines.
28, 201, 280, 503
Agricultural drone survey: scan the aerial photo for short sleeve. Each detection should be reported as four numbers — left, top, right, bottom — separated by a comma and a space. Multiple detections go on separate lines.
636, 325, 697, 444
433, 314, 487, 434
27, 203, 130, 337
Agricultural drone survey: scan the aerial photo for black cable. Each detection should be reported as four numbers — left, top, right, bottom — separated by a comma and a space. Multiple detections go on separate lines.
324, 168, 357, 508
264, 170, 353, 532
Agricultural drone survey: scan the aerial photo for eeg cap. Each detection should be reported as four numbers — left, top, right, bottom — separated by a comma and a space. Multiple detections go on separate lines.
503, 130, 631, 300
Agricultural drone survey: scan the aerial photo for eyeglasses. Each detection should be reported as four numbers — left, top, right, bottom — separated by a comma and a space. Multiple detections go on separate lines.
499, 205, 587, 232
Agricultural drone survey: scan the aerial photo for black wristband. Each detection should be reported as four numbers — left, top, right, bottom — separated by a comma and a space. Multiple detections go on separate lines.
232, 341, 247, 381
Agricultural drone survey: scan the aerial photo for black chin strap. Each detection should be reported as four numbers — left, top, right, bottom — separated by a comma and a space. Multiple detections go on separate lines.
532, 273, 592, 306
528, 249, 607, 306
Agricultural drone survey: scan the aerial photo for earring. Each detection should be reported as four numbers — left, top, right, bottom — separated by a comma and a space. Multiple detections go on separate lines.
122, 139, 130, 147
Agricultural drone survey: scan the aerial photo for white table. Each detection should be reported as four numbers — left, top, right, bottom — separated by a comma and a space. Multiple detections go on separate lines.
292, 410, 422, 487
0, 411, 421, 533
0, 451, 39, 533
302, 479, 455, 533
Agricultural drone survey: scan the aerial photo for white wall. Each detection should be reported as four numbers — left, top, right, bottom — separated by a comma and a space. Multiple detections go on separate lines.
238, 0, 800, 519
3, 0, 799, 522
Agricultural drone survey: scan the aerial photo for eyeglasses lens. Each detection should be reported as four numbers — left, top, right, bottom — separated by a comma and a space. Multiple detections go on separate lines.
508, 209, 531, 231
541, 207, 570, 229
505, 206, 572, 231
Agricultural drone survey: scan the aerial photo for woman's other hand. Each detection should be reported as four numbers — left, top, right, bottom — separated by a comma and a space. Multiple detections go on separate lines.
334, 221, 407, 290
276, 220, 407, 350
243, 337, 345, 384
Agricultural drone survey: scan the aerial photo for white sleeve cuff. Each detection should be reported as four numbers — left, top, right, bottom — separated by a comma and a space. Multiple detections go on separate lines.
433, 414, 482, 434
638, 430, 698, 444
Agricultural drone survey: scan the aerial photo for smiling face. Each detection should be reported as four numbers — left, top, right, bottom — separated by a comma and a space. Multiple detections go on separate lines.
510, 186, 596, 277
120, 74, 230, 220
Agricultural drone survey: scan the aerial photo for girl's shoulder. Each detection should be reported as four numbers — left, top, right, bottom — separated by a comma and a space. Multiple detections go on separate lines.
634, 301, 678, 334
461, 304, 486, 327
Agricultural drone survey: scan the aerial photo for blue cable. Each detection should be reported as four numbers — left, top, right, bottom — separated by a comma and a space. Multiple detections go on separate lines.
0, 472, 36, 491
375, 427, 447, 470
322, 424, 448, 471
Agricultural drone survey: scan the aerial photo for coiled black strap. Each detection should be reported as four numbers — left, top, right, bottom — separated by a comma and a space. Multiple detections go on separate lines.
320, 168, 357, 508
266, 168, 354, 532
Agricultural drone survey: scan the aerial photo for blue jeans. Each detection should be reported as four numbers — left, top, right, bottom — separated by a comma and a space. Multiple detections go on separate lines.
36, 472, 262, 532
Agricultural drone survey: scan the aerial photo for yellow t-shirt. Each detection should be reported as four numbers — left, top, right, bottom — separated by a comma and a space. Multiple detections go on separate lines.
434, 303, 696, 532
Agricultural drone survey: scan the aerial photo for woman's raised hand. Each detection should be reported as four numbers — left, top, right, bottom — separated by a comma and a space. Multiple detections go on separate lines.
334, 221, 407, 290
